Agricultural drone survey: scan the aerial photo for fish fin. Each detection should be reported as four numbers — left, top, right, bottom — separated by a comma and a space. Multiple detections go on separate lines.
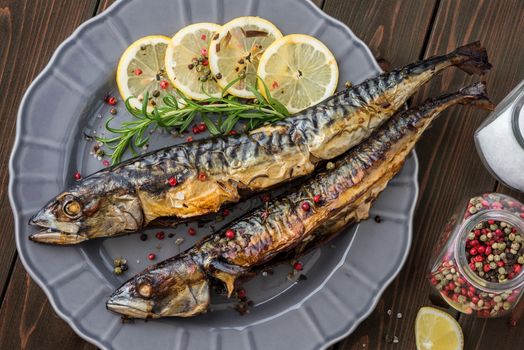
452, 41, 492, 75
208, 260, 246, 297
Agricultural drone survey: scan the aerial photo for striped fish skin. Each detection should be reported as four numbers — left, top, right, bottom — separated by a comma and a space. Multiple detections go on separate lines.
29, 42, 491, 244
106, 82, 493, 318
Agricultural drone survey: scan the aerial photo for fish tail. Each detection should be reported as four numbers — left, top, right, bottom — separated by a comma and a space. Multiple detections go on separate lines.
420, 81, 494, 117
451, 41, 492, 75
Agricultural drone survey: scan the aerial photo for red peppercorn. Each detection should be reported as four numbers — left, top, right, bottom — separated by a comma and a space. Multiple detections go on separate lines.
313, 195, 321, 204
520, 213, 524, 219
73, 171, 82, 180
514, 264, 522, 273
475, 255, 483, 262
160, 80, 169, 89
301, 202, 310, 211
457, 277, 465, 285
485, 246, 492, 256
229, 130, 237, 135
481, 200, 489, 207
237, 289, 246, 298
491, 201, 503, 209
225, 229, 235, 239
469, 248, 478, 255
222, 209, 230, 217
261, 194, 271, 202
200, 34, 207, 40
469, 262, 476, 271
200, 48, 208, 56
474, 229, 481, 236
483, 264, 491, 272
509, 318, 518, 327
495, 229, 503, 236
272, 81, 279, 89
188, 227, 196, 236
198, 172, 207, 181
108, 96, 117, 105
448, 282, 456, 290
452, 293, 459, 302
497, 261, 504, 267
186, 136, 193, 142
488, 219, 495, 225
192, 126, 200, 134
134, 68, 143, 76
472, 296, 479, 304
148, 253, 156, 260
168, 177, 178, 186
102, 159, 110, 167
202, 59, 209, 66
293, 262, 303, 271
461, 288, 467, 295
198, 122, 206, 132
470, 240, 480, 247
430, 277, 437, 285
467, 290, 475, 298
477, 246, 485, 255
155, 231, 165, 240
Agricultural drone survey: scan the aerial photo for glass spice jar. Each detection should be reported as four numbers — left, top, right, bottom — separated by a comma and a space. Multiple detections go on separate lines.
428, 193, 524, 318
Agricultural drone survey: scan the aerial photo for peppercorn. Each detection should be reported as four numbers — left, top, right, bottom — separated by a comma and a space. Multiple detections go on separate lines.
140, 233, 148, 241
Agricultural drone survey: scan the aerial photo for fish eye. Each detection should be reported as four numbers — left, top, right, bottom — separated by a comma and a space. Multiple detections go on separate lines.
62, 196, 82, 218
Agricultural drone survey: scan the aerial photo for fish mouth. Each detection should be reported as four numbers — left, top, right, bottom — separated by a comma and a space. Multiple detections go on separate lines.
28, 228, 88, 245
106, 295, 155, 319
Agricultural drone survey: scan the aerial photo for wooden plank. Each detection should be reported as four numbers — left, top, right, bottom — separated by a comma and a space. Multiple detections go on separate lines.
336, 0, 524, 349
320, 0, 437, 348
0, 1, 99, 349
323, 0, 437, 69
0, 261, 96, 350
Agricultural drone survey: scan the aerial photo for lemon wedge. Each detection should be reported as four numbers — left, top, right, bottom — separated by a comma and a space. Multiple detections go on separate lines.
165, 23, 222, 100
257, 34, 338, 113
116, 35, 175, 110
208, 16, 283, 98
415, 307, 464, 350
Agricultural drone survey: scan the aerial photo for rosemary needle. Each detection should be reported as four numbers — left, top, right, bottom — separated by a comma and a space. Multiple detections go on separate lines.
98, 77, 290, 164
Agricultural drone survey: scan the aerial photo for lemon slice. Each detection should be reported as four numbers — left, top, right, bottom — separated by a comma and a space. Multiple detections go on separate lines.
257, 34, 338, 113
415, 307, 464, 350
208, 16, 283, 98
116, 35, 175, 110
165, 23, 222, 100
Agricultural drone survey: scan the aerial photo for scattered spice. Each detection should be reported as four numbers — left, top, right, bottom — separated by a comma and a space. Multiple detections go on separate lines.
293, 261, 303, 271
225, 229, 235, 239
198, 172, 207, 181
110, 108, 117, 115
147, 253, 156, 261
261, 194, 271, 203
186, 136, 193, 142
73, 171, 82, 180
200, 34, 207, 40
313, 195, 321, 204
102, 159, 110, 167
113, 257, 128, 275
222, 209, 230, 217
374, 215, 382, 223
107, 96, 117, 106
134, 68, 142, 76
188, 227, 197, 236
140, 233, 148, 241
155, 231, 165, 240
160, 80, 169, 89
168, 177, 178, 186
301, 202, 310, 212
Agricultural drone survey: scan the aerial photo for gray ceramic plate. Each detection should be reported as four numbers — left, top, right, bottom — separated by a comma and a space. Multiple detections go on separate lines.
9, 0, 418, 349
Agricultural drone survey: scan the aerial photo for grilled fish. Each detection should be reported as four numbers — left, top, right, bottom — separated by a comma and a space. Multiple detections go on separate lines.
29, 42, 491, 244
105, 82, 494, 318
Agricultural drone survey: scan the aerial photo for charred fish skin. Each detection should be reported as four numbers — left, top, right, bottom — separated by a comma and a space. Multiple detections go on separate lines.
106, 82, 493, 319
30, 42, 491, 244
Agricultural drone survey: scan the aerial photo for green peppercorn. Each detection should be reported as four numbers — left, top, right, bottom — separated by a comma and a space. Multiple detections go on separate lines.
490, 224, 498, 230
487, 232, 493, 239
199, 76, 208, 82
446, 273, 453, 280
458, 295, 466, 303
498, 267, 506, 275
113, 258, 122, 267
490, 262, 497, 269
509, 233, 516, 241
468, 232, 476, 240
488, 254, 494, 261
326, 162, 335, 170
436, 273, 443, 280
518, 256, 524, 264
494, 255, 501, 262
494, 295, 502, 303
480, 234, 487, 242
114, 266, 123, 275
503, 302, 512, 310
505, 228, 512, 234
477, 299, 484, 307
469, 206, 477, 214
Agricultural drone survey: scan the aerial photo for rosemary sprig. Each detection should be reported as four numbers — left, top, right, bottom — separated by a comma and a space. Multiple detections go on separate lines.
98, 76, 290, 164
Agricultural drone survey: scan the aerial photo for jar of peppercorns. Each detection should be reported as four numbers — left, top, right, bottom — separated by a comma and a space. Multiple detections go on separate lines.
428, 193, 524, 318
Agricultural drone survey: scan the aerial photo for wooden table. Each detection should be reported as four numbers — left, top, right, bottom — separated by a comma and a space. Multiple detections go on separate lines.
1, 0, 523, 348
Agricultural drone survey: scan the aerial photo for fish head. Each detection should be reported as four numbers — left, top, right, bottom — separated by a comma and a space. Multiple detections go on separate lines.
29, 175, 143, 244
106, 255, 209, 318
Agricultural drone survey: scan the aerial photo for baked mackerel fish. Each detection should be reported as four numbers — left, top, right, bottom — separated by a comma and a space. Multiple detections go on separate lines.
29, 42, 491, 244
106, 82, 494, 318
